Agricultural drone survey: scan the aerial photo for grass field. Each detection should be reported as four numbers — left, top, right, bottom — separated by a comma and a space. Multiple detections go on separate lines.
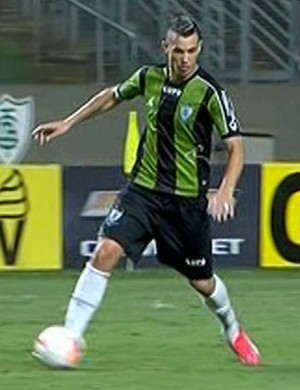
0, 268, 300, 390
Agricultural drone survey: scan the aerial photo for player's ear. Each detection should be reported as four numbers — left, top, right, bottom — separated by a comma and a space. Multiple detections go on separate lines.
198, 40, 203, 55
161, 38, 169, 55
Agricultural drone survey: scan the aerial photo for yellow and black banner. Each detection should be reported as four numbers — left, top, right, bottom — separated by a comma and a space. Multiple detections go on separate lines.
0, 165, 62, 270
261, 164, 300, 268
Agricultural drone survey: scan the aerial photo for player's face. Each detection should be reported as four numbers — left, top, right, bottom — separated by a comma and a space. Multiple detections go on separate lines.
163, 31, 202, 81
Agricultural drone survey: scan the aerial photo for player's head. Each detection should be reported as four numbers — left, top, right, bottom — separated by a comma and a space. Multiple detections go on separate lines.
162, 15, 202, 81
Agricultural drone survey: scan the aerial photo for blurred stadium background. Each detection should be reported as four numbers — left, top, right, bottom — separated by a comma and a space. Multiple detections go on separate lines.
1, 0, 299, 84
0, 0, 299, 164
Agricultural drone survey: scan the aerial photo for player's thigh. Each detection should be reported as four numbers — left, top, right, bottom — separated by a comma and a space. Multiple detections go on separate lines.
181, 196, 211, 258
98, 186, 154, 262
181, 196, 213, 280
156, 196, 213, 280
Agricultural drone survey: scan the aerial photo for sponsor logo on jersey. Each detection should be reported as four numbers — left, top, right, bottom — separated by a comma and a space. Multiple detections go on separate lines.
163, 86, 182, 97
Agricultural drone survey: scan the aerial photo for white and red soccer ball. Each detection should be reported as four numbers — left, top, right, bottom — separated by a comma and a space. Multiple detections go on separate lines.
33, 325, 84, 369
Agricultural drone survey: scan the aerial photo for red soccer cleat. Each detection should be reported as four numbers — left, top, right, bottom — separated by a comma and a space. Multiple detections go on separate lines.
229, 329, 262, 366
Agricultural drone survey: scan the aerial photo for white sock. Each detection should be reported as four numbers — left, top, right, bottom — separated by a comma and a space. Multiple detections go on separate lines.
64, 262, 110, 338
204, 274, 239, 343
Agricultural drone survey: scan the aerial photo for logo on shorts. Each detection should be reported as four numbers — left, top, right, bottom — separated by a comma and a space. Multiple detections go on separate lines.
185, 257, 207, 267
105, 206, 124, 227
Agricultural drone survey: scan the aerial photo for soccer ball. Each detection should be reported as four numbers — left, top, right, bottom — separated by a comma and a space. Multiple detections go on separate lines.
33, 325, 84, 369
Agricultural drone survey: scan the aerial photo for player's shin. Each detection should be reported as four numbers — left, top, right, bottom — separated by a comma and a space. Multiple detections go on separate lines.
64, 261, 110, 338
202, 274, 239, 343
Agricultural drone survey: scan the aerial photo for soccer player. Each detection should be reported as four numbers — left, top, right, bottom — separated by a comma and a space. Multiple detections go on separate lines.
33, 15, 261, 366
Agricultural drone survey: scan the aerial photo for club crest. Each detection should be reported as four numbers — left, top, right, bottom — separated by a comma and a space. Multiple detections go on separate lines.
180, 105, 193, 122
0, 94, 34, 163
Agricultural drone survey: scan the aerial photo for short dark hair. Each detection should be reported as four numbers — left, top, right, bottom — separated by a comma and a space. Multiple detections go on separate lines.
167, 14, 202, 40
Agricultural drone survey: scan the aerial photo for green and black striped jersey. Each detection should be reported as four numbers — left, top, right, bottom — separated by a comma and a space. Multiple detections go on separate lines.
116, 65, 241, 197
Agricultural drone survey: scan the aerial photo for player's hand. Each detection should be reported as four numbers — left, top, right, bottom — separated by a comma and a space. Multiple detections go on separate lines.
207, 191, 235, 222
32, 120, 71, 146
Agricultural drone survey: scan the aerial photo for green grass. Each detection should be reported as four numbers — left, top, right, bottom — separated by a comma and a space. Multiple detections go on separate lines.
0, 268, 300, 390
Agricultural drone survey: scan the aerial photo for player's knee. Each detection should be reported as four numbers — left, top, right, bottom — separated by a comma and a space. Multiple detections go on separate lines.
91, 238, 123, 272
189, 277, 215, 297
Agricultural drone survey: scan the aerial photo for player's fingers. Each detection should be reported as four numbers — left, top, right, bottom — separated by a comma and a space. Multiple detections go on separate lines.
213, 204, 221, 221
208, 198, 235, 222
33, 131, 42, 143
32, 126, 41, 136
32, 125, 50, 136
212, 203, 219, 220
222, 202, 229, 222
207, 197, 214, 214
216, 210, 222, 223
33, 121, 59, 135
207, 199, 213, 214
40, 132, 45, 146
208, 196, 218, 214
228, 203, 235, 218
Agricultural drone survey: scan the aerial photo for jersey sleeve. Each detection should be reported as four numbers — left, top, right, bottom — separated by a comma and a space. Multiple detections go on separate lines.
207, 89, 242, 139
115, 66, 148, 100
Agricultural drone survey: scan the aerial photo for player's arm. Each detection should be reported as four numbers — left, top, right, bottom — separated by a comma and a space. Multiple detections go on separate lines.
33, 66, 147, 146
64, 87, 120, 127
207, 89, 245, 222
217, 135, 245, 207
32, 87, 120, 145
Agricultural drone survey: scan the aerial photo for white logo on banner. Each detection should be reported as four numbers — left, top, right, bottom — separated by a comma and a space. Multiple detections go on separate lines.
0, 94, 34, 163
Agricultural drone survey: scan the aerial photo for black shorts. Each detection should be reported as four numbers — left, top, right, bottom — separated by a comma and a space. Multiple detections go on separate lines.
98, 184, 213, 280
